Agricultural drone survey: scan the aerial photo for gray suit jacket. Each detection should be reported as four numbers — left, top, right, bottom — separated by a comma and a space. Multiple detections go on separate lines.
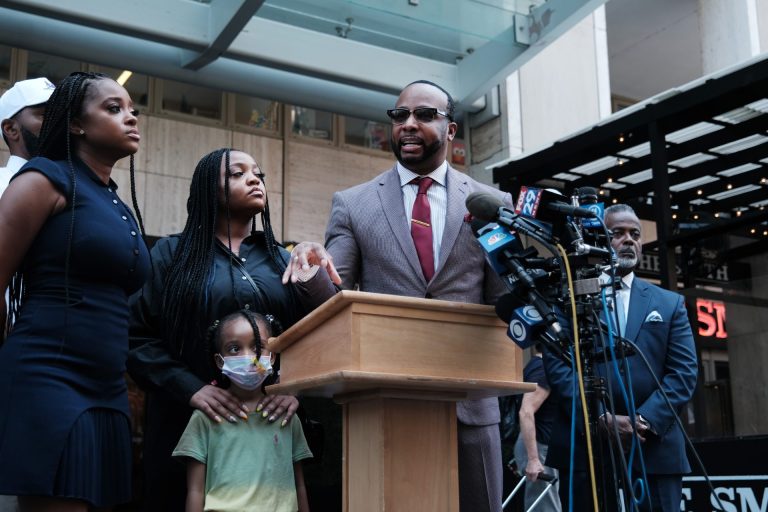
325, 164, 514, 426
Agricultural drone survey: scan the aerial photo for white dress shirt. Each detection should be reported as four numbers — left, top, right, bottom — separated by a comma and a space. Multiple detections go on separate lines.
397, 160, 448, 272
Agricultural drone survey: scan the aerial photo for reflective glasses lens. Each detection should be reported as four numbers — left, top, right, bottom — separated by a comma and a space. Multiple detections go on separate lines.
413, 108, 438, 122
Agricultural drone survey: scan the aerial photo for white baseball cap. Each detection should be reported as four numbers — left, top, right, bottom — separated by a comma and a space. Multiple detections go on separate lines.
0, 77, 56, 123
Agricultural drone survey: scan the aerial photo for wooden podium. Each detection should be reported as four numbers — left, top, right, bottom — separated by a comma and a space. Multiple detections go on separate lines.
268, 291, 533, 512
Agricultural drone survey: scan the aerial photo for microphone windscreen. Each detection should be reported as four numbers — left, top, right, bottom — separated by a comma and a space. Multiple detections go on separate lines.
495, 293, 525, 323
466, 192, 503, 222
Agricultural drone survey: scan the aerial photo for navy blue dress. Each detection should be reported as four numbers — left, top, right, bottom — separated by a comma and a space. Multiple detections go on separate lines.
0, 157, 150, 506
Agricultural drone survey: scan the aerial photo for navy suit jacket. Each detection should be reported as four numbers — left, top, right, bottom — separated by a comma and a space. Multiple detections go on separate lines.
544, 276, 698, 475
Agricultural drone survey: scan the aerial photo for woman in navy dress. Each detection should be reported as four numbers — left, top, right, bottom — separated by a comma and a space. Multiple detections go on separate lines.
0, 72, 149, 511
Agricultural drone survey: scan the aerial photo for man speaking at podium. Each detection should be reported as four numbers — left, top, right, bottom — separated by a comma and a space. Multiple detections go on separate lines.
284, 80, 513, 512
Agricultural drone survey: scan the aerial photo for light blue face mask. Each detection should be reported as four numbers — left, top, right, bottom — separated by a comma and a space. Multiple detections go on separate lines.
220, 354, 273, 390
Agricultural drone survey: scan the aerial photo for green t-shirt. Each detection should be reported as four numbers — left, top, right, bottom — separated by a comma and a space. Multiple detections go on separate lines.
173, 410, 312, 512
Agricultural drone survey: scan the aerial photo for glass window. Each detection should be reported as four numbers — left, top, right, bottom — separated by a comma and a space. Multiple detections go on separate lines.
234, 95, 280, 132
344, 116, 391, 152
290, 106, 333, 141
90, 65, 149, 107
27, 51, 83, 86
161, 79, 221, 120
0, 45, 11, 82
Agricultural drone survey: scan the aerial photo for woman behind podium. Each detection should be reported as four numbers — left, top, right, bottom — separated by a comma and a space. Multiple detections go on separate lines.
127, 148, 335, 510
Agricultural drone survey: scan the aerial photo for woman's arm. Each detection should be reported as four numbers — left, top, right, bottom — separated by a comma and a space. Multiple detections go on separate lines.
0, 171, 66, 326
185, 459, 206, 512
294, 461, 310, 512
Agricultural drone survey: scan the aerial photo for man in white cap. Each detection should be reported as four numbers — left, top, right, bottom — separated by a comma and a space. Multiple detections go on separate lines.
0, 77, 55, 197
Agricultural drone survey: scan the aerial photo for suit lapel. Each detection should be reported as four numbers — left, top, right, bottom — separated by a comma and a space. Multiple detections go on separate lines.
435, 166, 468, 277
625, 278, 651, 342
377, 166, 425, 282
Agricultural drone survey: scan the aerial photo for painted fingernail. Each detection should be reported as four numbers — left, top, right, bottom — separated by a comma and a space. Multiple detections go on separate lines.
239, 412, 249, 420
256, 404, 263, 412
268, 415, 276, 422
214, 415, 223, 423
262, 411, 269, 418
281, 419, 288, 428
228, 415, 237, 423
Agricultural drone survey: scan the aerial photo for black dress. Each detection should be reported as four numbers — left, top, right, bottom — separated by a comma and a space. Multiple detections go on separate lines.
0, 157, 150, 506
128, 233, 334, 511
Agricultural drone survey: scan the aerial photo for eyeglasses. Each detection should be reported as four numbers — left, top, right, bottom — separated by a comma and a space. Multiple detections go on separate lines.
386, 107, 452, 124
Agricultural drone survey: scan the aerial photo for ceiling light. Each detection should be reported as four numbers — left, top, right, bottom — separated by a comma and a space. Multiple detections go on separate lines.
116, 70, 133, 86
751, 228, 757, 234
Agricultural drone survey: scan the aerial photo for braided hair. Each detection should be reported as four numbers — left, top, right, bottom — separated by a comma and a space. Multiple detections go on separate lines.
205, 309, 282, 392
160, 148, 288, 356
5, 71, 145, 335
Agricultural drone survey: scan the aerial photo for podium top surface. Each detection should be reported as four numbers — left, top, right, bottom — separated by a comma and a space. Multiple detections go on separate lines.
268, 290, 503, 353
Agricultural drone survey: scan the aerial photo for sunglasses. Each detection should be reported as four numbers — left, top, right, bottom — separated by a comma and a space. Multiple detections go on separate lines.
386, 107, 452, 124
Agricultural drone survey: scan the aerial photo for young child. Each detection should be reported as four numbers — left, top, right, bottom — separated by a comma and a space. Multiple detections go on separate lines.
173, 309, 312, 512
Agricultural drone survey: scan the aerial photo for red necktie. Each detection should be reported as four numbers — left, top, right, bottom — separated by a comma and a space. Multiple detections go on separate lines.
410, 177, 434, 281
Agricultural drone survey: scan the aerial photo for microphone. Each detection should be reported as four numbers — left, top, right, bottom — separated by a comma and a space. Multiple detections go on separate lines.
496, 294, 545, 349
515, 186, 597, 221
496, 294, 572, 362
470, 219, 526, 277
575, 186, 605, 229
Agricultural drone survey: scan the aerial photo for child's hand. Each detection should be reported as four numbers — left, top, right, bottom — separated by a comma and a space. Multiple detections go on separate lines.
256, 395, 299, 427
189, 384, 249, 423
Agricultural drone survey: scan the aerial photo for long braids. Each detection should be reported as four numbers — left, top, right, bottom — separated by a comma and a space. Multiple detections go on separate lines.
5, 72, 147, 336
160, 148, 291, 356
160, 149, 223, 355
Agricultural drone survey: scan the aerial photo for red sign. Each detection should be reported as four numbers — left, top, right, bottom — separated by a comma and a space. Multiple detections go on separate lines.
696, 299, 727, 339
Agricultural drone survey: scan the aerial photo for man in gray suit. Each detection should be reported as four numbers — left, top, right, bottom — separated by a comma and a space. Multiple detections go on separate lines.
285, 80, 513, 512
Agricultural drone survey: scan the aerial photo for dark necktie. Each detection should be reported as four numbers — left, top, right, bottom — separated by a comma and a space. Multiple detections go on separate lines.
410, 177, 434, 281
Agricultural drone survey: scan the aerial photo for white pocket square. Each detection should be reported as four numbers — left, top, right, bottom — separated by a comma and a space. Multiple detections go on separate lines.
645, 311, 663, 323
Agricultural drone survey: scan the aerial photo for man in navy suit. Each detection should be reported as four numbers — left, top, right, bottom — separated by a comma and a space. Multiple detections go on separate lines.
543, 204, 698, 512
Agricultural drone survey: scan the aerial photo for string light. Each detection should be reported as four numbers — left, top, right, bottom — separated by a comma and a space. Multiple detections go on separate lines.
727, 184, 733, 190
672, 213, 677, 220
736, 210, 743, 217
697, 189, 703, 195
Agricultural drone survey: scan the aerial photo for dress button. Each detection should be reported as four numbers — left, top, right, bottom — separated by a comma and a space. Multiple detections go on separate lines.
122, 215, 128, 221
130, 230, 136, 236
244, 304, 250, 310
112, 199, 118, 204
241, 257, 246, 262
241, 276, 247, 280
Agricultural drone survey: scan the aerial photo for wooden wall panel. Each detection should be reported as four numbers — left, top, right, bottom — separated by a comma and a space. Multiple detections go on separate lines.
143, 173, 190, 236
144, 117, 230, 179
284, 140, 393, 243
